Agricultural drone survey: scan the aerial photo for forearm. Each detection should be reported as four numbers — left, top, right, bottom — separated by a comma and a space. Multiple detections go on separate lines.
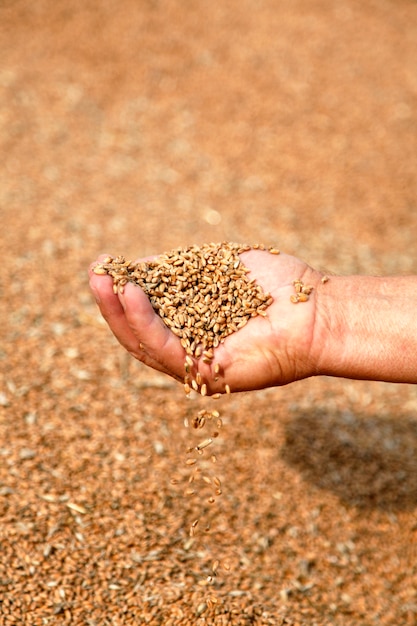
314, 275, 417, 384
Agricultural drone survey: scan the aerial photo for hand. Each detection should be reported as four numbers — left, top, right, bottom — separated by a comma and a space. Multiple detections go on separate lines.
89, 249, 323, 393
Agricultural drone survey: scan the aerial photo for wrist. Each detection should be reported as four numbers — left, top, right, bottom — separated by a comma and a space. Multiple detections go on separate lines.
312, 274, 417, 383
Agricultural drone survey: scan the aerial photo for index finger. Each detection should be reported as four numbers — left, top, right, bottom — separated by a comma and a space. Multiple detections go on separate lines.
117, 281, 186, 379
89, 261, 140, 354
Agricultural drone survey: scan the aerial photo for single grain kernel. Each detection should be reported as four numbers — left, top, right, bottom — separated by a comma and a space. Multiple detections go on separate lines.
301, 285, 313, 295
196, 438, 213, 451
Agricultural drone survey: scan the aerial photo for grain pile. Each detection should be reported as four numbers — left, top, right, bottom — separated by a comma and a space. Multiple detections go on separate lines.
3, 0, 417, 623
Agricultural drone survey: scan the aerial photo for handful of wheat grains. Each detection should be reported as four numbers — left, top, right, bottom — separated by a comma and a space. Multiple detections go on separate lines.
93, 241, 280, 395
93, 242, 310, 588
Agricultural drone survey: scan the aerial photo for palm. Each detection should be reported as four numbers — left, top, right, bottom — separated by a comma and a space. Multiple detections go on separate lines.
209, 250, 317, 391
89, 249, 319, 393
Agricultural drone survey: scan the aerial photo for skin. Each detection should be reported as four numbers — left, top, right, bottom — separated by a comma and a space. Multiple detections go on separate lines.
89, 248, 417, 393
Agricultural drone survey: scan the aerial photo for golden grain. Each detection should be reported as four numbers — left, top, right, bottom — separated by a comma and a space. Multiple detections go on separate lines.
196, 438, 213, 451
94, 243, 273, 370
301, 285, 313, 295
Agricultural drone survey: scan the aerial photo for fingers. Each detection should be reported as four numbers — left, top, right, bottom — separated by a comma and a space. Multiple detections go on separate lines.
117, 282, 185, 379
89, 266, 141, 355
89, 259, 185, 381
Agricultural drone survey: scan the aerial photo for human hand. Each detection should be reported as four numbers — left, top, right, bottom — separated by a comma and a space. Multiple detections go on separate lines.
89, 248, 323, 393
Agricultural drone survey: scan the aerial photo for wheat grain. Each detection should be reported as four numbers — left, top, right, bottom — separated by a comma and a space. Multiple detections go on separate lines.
93, 242, 274, 379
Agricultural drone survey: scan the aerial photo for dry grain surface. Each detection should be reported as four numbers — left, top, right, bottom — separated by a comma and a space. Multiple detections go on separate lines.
1, 1, 417, 624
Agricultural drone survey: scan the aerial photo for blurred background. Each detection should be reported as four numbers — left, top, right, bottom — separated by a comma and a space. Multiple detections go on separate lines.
1, 0, 417, 624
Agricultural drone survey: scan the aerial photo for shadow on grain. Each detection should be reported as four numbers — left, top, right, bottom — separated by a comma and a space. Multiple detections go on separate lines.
280, 410, 417, 512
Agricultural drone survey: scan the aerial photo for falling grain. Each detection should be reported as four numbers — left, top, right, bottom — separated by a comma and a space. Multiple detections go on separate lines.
94, 243, 279, 586
196, 438, 213, 451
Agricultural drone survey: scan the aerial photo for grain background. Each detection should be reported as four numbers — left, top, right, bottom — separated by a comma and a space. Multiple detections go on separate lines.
1, 0, 417, 624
